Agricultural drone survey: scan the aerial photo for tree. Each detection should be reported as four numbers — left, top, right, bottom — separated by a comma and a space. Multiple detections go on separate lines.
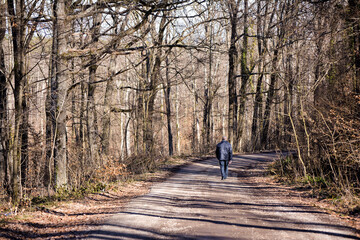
86, 9, 102, 167
143, 10, 168, 157
202, 2, 215, 153
348, 0, 360, 95
251, 0, 269, 151
226, 0, 240, 149
236, 0, 251, 151
260, 0, 282, 149
0, 2, 8, 189
164, 54, 174, 156
7, 0, 27, 204
52, 0, 70, 190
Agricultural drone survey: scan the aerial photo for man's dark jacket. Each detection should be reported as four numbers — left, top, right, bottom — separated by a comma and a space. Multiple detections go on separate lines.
216, 140, 233, 161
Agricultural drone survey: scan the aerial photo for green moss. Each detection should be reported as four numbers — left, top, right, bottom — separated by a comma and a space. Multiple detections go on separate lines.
305, 176, 327, 187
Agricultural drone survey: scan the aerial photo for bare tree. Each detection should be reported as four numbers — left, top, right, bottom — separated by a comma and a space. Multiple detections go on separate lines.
260, 0, 283, 149
52, 0, 70, 190
226, 0, 240, 149
0, 2, 8, 189
164, 54, 174, 156
86, 9, 102, 167
236, 0, 251, 151
251, 0, 269, 151
348, 0, 360, 95
7, 0, 26, 203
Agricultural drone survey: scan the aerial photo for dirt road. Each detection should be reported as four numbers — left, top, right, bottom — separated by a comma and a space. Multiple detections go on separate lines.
88, 153, 359, 239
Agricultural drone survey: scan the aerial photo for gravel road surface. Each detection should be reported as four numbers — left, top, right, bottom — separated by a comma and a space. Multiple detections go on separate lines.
88, 153, 359, 240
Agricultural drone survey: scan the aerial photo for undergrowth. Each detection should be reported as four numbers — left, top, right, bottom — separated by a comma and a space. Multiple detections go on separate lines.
268, 154, 360, 216
0, 155, 186, 214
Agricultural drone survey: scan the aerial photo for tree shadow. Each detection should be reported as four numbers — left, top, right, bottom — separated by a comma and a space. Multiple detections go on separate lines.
87, 211, 359, 240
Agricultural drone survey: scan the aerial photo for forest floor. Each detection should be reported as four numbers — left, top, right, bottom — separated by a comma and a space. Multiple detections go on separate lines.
0, 156, 199, 239
0, 154, 359, 239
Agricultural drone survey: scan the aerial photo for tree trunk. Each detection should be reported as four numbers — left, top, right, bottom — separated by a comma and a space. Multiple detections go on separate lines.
102, 55, 116, 156
53, 0, 69, 190
261, 49, 279, 149
283, 52, 293, 146
70, 23, 80, 145
203, 21, 213, 153
45, 0, 60, 190
175, 81, 180, 154
251, 0, 266, 151
7, 0, 26, 204
86, 65, 99, 167
87, 12, 101, 167
79, 82, 86, 169
20, 80, 29, 187
313, 8, 325, 106
0, 3, 8, 189
236, 0, 249, 151
348, 0, 360, 94
251, 72, 263, 151
191, 73, 199, 154
136, 70, 144, 154
203, 85, 210, 153
164, 56, 173, 156
143, 13, 167, 157
227, 1, 239, 147
143, 55, 154, 155
44, 80, 53, 190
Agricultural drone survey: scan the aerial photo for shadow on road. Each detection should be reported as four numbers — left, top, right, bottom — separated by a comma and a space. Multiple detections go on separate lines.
87, 152, 358, 239
90, 213, 358, 240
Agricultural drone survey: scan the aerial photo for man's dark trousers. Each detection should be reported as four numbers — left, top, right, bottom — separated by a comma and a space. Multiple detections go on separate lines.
219, 160, 229, 180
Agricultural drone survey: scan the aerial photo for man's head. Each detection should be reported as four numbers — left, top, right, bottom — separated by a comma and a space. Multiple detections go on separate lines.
222, 136, 227, 141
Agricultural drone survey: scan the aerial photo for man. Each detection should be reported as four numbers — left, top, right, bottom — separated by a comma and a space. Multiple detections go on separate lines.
216, 136, 233, 180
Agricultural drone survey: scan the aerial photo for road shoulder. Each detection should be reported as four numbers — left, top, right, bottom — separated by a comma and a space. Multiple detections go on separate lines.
235, 158, 360, 238
0, 156, 202, 239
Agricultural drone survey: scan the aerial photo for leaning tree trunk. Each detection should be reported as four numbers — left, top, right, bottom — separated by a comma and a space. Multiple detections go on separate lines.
283, 49, 293, 146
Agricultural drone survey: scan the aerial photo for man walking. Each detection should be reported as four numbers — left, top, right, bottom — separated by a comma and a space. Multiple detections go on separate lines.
216, 136, 233, 180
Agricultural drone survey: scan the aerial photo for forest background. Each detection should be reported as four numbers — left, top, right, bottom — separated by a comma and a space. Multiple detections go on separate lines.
0, 0, 359, 210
